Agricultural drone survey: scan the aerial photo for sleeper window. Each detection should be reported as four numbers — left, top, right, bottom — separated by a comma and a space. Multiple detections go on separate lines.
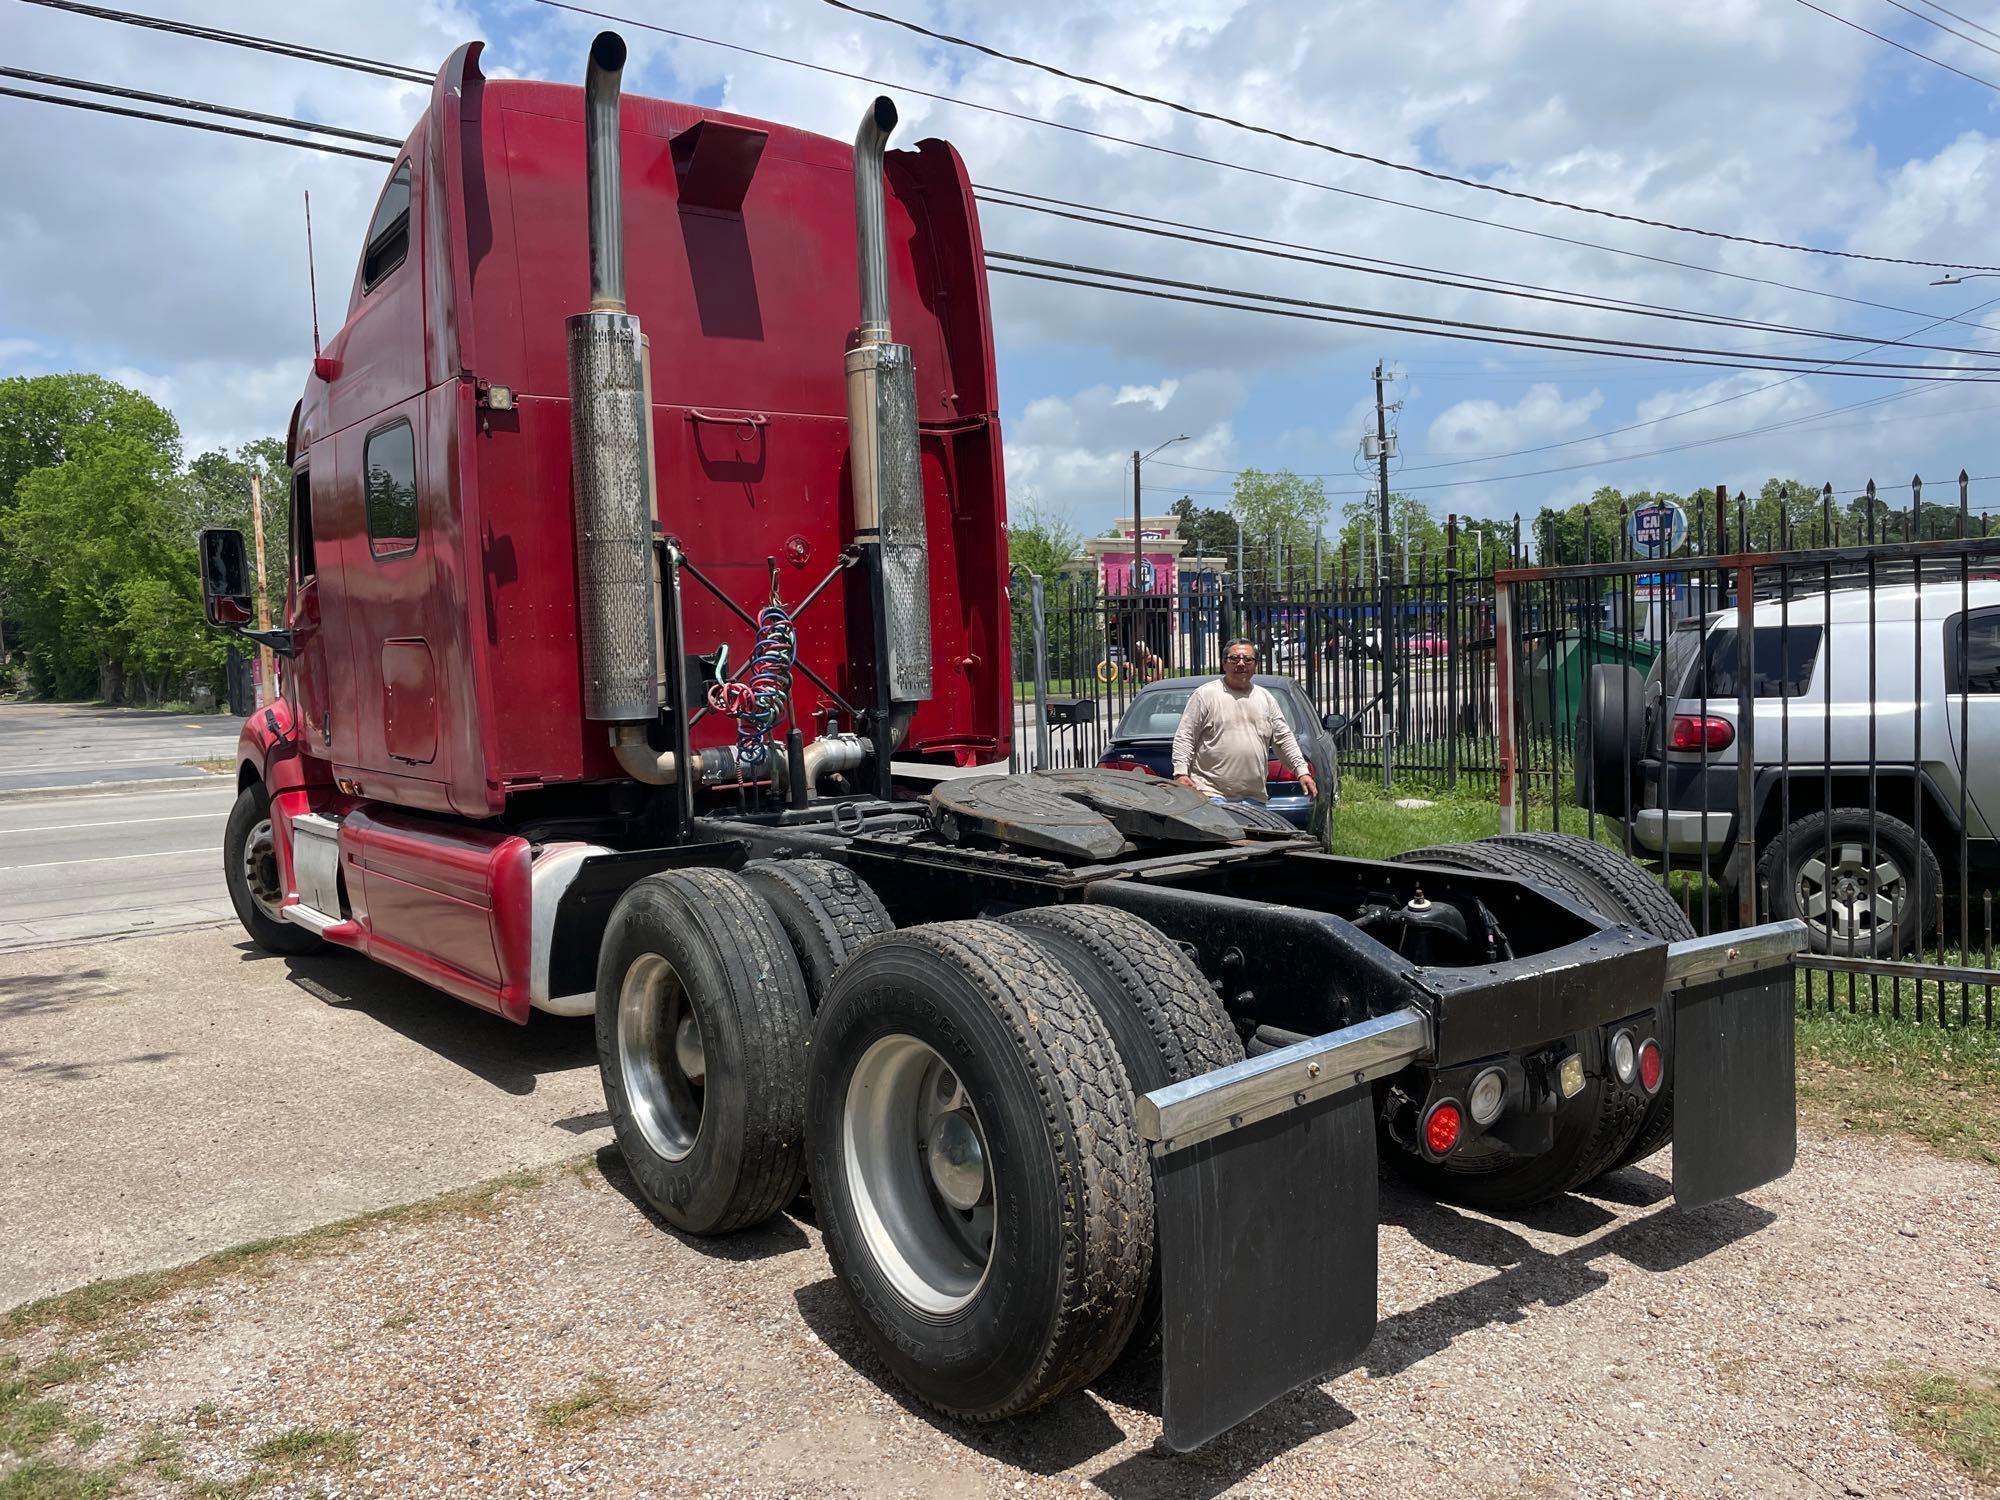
363, 422, 418, 559
360, 163, 411, 292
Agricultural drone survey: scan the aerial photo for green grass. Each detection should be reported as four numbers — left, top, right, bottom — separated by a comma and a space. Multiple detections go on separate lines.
1331, 776, 1629, 860
1795, 1007, 2000, 1165
0, 1457, 123, 1500
245, 1426, 357, 1467
1880, 1367, 2000, 1483
534, 1375, 650, 1433
3, 1166, 547, 1337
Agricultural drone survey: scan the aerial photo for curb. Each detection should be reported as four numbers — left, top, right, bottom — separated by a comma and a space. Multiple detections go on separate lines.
0, 773, 231, 805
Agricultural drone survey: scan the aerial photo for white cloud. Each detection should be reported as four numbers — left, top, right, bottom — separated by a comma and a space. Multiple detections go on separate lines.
1425, 384, 1604, 456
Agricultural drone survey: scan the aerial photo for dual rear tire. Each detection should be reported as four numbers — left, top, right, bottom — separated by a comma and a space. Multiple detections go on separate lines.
597, 862, 1234, 1421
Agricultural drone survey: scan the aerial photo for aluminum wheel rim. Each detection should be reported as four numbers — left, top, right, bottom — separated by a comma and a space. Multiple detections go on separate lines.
617, 952, 705, 1163
842, 1034, 996, 1317
1797, 843, 1906, 942
242, 817, 284, 923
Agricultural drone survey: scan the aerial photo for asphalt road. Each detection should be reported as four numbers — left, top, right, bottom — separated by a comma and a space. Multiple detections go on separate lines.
0, 701, 242, 794
0, 781, 237, 952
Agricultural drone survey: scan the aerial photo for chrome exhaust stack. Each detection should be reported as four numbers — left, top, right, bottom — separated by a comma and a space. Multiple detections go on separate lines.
845, 96, 932, 776
569, 30, 661, 735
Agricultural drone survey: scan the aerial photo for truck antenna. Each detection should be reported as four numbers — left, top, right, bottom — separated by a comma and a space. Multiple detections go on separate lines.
304, 190, 322, 359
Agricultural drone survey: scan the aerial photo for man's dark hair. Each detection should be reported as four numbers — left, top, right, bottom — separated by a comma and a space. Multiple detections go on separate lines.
1223, 637, 1257, 654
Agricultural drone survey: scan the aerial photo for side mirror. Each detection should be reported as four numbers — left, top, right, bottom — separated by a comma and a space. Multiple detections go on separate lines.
1321, 711, 1348, 737
199, 527, 254, 628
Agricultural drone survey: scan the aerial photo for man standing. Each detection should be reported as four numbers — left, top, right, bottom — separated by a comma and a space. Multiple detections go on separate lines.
1172, 638, 1317, 803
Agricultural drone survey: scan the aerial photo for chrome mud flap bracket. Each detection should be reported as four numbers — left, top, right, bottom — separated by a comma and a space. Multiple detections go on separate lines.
1138, 1009, 1431, 1453
1661, 920, 1806, 1208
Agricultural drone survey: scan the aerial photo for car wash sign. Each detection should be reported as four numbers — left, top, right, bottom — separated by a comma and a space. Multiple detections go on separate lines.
1627, 501, 1687, 559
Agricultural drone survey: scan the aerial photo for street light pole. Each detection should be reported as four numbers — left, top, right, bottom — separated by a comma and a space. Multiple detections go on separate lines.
1131, 435, 1189, 667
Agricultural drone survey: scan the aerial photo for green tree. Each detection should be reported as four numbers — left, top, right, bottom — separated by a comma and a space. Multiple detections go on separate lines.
1005, 496, 1082, 581
1231, 468, 1330, 591
1329, 492, 1450, 576
0, 374, 184, 675
1168, 494, 1238, 559
183, 438, 291, 617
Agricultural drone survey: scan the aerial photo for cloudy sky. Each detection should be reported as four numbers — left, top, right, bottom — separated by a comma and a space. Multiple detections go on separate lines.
5, 0, 2000, 542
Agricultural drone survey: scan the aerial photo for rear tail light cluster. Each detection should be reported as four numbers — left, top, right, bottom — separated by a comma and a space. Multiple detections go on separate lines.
1098, 755, 1156, 776
1468, 1067, 1507, 1125
1421, 1099, 1463, 1157
1265, 758, 1298, 782
1610, 1027, 1665, 1094
1637, 1037, 1665, 1094
1668, 713, 1734, 751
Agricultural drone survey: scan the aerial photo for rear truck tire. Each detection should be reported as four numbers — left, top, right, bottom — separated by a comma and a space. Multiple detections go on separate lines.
997, 904, 1245, 1352
222, 783, 323, 956
739, 858, 895, 1009
596, 868, 813, 1236
1759, 808, 1940, 959
1572, 663, 1644, 818
1485, 832, 1692, 1169
806, 921, 1153, 1422
1390, 840, 1649, 1208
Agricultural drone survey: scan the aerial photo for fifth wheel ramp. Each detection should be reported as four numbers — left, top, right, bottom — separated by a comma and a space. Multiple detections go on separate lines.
929, 769, 1247, 862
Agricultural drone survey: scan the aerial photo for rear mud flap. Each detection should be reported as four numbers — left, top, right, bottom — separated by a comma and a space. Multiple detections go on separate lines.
1671, 970, 1797, 1208
1154, 1084, 1378, 1453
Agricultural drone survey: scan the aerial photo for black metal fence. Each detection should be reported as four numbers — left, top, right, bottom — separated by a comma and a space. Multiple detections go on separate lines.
1008, 477, 2000, 1028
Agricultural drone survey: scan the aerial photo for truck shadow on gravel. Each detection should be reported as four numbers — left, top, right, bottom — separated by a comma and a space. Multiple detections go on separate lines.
1370, 1172, 1775, 1379
790, 1276, 1356, 1499
231, 942, 597, 1097
591, 1145, 811, 1262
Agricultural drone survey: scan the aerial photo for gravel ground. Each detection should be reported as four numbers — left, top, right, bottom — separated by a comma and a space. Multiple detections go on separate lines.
6, 1126, 1997, 1499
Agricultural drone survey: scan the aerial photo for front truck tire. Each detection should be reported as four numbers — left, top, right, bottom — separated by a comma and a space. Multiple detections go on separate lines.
596, 868, 813, 1236
1390, 840, 1650, 1209
807, 921, 1154, 1422
222, 782, 323, 956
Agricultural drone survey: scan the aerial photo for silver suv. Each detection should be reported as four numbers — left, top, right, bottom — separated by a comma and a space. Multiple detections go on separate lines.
1587, 579, 2000, 954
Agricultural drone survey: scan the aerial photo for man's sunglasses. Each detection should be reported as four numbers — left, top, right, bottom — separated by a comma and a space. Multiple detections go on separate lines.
1224, 654, 1257, 664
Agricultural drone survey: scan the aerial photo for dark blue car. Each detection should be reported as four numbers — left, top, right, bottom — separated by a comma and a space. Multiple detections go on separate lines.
1095, 674, 1340, 829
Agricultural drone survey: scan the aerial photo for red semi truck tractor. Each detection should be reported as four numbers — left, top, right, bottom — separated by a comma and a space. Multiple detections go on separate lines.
197, 31, 1805, 1449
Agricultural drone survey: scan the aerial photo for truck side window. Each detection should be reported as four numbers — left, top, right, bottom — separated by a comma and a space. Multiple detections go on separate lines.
1947, 608, 2000, 694
360, 163, 411, 292
364, 422, 419, 559
292, 469, 316, 581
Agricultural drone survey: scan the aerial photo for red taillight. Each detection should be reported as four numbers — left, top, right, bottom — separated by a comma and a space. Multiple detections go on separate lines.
1098, 755, 1157, 777
1637, 1038, 1664, 1094
1668, 713, 1734, 752
1265, 758, 1298, 782
1422, 1100, 1463, 1156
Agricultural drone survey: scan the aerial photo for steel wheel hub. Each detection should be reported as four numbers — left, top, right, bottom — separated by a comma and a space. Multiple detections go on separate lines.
617, 952, 705, 1163
242, 817, 284, 923
843, 1035, 995, 1316
1798, 843, 1905, 941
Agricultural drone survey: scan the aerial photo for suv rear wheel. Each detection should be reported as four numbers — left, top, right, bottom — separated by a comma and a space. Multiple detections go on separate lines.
1759, 809, 1940, 957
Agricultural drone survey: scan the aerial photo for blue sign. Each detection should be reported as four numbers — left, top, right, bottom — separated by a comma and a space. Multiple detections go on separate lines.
1627, 502, 1688, 557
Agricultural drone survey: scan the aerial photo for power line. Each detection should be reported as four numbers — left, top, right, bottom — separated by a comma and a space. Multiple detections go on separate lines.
976, 187, 2000, 359
1873, 0, 2000, 58
1910, 0, 2000, 45
986, 251, 2000, 376
0, 66, 406, 147
14, 0, 432, 84
531, 0, 2000, 335
0, 82, 397, 162
821, 0, 2000, 271
1790, 0, 2000, 90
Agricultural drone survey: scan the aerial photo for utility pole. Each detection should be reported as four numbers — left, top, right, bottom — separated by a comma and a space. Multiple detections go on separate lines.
1234, 515, 1244, 595
1130, 449, 1143, 609
1374, 361, 1395, 790
247, 467, 273, 706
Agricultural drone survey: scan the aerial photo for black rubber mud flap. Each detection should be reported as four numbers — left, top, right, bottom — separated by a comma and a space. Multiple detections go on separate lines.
1670, 971, 1797, 1208
1154, 1084, 1378, 1452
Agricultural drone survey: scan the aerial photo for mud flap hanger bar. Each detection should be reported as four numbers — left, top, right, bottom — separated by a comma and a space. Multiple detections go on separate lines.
1140, 918, 1805, 1454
